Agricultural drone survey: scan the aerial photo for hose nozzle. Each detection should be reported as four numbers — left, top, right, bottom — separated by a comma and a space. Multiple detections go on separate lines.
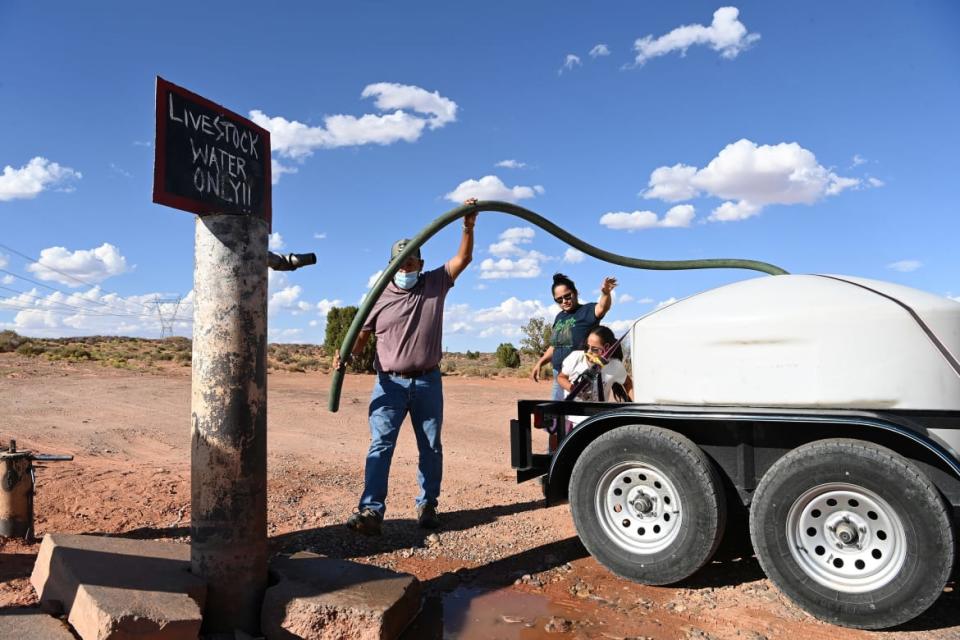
269, 252, 317, 271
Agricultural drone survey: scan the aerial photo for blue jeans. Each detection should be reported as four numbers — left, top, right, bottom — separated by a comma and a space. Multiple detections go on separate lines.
552, 372, 565, 401
359, 368, 443, 517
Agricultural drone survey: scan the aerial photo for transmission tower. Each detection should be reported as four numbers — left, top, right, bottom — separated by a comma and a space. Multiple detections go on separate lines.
154, 296, 182, 338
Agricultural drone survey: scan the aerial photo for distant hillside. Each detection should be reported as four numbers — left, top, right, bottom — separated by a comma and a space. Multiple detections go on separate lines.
0, 331, 542, 378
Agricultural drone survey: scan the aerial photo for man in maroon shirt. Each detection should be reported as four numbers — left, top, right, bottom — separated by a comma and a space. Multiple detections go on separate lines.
335, 200, 478, 535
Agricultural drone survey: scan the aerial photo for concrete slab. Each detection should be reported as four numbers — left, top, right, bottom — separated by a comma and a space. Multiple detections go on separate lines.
30, 533, 206, 640
261, 552, 421, 640
0, 608, 76, 640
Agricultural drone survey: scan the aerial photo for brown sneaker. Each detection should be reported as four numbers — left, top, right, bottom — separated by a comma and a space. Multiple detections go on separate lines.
416, 504, 440, 529
346, 508, 382, 536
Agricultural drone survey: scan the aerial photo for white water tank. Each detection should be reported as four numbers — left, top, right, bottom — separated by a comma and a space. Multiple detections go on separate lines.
629, 275, 960, 411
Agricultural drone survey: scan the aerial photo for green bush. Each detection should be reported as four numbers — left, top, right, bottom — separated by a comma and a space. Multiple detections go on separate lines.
15, 342, 46, 357
324, 306, 377, 373
48, 346, 93, 361
519, 317, 552, 356
495, 343, 521, 368
0, 330, 29, 353
465, 350, 480, 360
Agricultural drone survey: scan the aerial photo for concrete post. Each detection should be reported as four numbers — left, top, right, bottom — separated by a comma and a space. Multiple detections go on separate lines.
191, 213, 268, 634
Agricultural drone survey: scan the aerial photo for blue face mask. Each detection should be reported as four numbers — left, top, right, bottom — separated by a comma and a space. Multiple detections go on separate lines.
394, 270, 420, 289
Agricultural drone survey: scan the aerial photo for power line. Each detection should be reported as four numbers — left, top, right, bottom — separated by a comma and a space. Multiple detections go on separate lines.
0, 301, 161, 320
0, 268, 154, 318
0, 243, 162, 314
0, 285, 157, 319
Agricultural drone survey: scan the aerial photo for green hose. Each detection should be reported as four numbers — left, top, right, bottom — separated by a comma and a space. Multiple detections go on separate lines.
328, 200, 788, 412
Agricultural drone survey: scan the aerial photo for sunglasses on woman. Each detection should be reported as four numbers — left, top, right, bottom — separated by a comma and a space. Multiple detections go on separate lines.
554, 292, 575, 304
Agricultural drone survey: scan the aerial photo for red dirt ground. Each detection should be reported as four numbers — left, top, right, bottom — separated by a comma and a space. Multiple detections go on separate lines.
1, 353, 957, 639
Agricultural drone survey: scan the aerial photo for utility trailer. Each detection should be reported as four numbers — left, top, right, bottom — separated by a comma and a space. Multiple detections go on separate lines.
510, 274, 960, 630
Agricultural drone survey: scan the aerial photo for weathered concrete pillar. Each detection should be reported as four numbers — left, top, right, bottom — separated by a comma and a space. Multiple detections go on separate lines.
191, 213, 268, 634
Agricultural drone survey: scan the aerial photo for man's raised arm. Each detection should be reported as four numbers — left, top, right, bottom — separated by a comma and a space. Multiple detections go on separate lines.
446, 198, 478, 282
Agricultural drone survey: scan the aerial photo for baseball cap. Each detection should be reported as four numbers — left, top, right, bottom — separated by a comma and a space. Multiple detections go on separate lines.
390, 239, 421, 262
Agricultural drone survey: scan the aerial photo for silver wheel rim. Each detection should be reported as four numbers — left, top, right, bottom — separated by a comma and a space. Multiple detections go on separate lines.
786, 482, 906, 593
594, 461, 682, 554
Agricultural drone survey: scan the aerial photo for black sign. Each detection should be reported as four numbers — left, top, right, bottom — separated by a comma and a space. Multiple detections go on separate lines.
153, 77, 272, 225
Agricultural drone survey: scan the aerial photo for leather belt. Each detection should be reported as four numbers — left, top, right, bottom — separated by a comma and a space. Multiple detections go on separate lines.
381, 366, 439, 379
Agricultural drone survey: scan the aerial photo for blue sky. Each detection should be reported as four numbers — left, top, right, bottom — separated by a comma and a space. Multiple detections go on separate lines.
2, 1, 958, 349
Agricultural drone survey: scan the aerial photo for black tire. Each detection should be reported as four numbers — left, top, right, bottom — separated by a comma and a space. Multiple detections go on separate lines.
750, 438, 955, 630
569, 425, 726, 585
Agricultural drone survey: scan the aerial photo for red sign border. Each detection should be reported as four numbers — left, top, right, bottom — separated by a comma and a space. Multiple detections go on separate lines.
153, 76, 272, 227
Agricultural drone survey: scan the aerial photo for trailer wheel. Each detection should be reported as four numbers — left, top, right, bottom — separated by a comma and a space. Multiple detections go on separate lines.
569, 425, 726, 585
750, 438, 955, 630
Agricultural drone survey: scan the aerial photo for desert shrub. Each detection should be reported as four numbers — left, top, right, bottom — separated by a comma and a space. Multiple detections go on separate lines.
16, 342, 46, 357
0, 330, 29, 353
324, 306, 377, 373
465, 350, 480, 360
48, 346, 93, 361
175, 351, 192, 363
495, 343, 521, 369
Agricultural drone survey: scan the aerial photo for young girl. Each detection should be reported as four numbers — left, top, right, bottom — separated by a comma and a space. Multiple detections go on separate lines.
558, 326, 633, 410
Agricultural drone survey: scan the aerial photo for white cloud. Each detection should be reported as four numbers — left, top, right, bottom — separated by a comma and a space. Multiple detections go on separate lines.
589, 44, 611, 58
605, 319, 635, 334
443, 296, 559, 340
133, 140, 152, 148
316, 298, 342, 316
313, 232, 327, 240
269, 327, 304, 343
495, 159, 526, 169
632, 6, 760, 67
250, 82, 457, 160
1, 275, 13, 285
851, 154, 867, 168
887, 260, 922, 273
367, 269, 385, 289
661, 204, 696, 227
710, 200, 761, 222
109, 163, 131, 179
0, 286, 193, 338
867, 176, 885, 188
559, 54, 582, 74
474, 297, 555, 324
478, 257, 543, 280
481, 227, 552, 279
269, 285, 302, 311
445, 175, 543, 203
600, 204, 695, 231
643, 164, 699, 202
27, 243, 128, 287
644, 139, 860, 222
0, 254, 7, 268
271, 158, 298, 185
269, 232, 285, 251
0, 157, 82, 202
489, 227, 535, 258
637, 297, 655, 304
563, 248, 585, 264
655, 297, 678, 309
617, 293, 635, 303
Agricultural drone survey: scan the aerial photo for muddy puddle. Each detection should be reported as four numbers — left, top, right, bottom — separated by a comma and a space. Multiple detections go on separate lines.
401, 586, 578, 640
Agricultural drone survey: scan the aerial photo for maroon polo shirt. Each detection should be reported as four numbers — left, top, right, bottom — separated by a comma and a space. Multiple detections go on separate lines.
362, 266, 454, 373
